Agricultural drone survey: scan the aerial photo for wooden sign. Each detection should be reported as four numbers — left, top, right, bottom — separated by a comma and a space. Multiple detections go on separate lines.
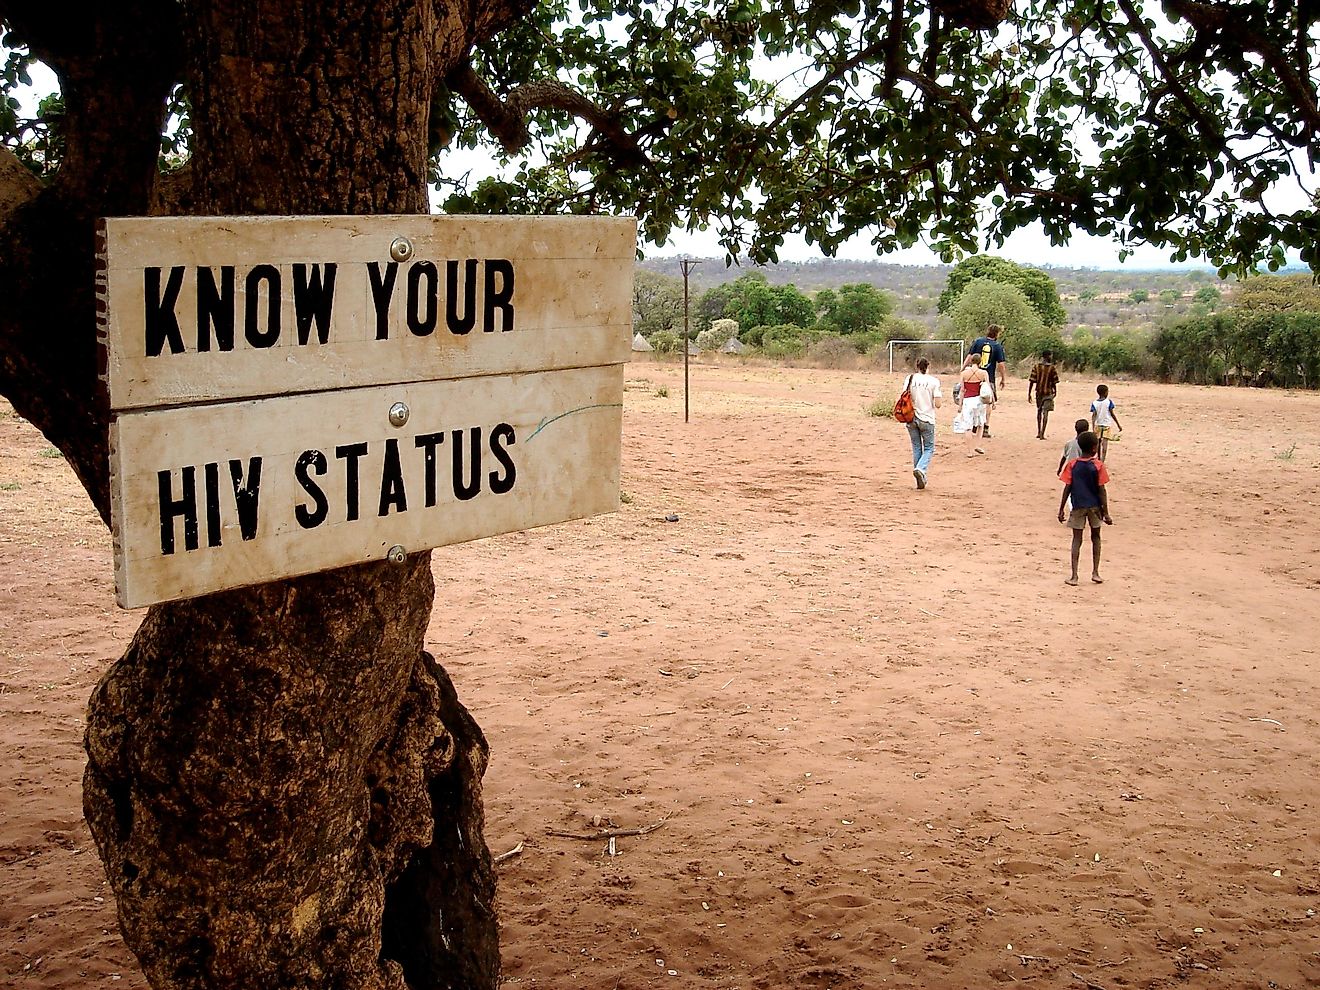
99, 215, 635, 608
98, 215, 635, 409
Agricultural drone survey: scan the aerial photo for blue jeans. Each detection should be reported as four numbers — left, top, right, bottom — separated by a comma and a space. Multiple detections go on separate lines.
906, 419, 936, 474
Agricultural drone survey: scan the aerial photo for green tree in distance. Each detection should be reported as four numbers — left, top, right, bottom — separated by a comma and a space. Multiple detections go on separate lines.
945, 277, 1056, 358
1233, 274, 1320, 314
633, 269, 684, 338
938, 255, 1066, 328
815, 282, 895, 335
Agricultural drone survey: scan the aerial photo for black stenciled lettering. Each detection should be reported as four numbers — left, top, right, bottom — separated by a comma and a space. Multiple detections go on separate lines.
294, 450, 328, 528
228, 458, 262, 541
484, 259, 515, 332
368, 262, 398, 340
204, 462, 222, 547
294, 450, 329, 529
406, 261, 438, 337
446, 259, 477, 335
158, 466, 198, 555
293, 263, 337, 345
244, 264, 281, 347
144, 266, 186, 357
335, 442, 369, 521
414, 432, 444, 507
452, 427, 481, 501
196, 266, 235, 353
488, 423, 517, 494
378, 438, 407, 516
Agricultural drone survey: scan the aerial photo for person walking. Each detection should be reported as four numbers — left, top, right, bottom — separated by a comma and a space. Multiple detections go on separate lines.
1058, 431, 1113, 585
1027, 349, 1060, 439
951, 359, 989, 456
905, 358, 943, 489
1089, 383, 1123, 461
963, 324, 1007, 438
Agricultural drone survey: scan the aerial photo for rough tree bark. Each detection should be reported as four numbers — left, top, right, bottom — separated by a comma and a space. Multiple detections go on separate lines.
0, 1, 530, 986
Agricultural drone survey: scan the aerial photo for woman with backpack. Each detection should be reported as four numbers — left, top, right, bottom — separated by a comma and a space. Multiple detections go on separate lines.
902, 358, 943, 489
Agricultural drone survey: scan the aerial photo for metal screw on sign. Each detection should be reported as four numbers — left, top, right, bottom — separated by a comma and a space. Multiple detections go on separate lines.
389, 236, 414, 262
386, 545, 407, 564
388, 401, 410, 427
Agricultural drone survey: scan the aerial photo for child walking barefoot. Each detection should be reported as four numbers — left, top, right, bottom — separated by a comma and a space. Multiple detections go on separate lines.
1058, 431, 1113, 585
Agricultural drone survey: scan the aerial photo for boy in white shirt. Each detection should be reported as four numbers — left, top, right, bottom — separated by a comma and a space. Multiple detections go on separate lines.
1089, 384, 1123, 461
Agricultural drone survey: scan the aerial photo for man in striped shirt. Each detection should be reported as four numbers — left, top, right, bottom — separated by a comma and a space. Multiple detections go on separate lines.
1028, 350, 1060, 440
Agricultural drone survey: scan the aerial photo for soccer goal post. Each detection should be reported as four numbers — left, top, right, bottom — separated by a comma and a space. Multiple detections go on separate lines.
887, 339, 964, 373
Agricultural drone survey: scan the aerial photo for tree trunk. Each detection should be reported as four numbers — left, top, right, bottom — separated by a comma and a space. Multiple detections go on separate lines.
56, 2, 503, 987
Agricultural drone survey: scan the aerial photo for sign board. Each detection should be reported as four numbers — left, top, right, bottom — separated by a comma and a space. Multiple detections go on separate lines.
98, 215, 635, 608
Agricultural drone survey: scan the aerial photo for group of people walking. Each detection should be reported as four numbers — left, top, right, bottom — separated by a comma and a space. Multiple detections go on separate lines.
896, 323, 1122, 583
902, 325, 1007, 484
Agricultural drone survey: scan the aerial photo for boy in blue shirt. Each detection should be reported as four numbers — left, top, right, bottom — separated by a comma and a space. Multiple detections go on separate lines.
1058, 431, 1112, 586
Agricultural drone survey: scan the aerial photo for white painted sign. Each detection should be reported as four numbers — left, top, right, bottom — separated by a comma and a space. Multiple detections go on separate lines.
97, 215, 635, 409
99, 215, 636, 607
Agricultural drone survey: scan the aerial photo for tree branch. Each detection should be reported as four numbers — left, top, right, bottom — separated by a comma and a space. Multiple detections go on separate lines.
1165, 0, 1320, 136
770, 40, 887, 131
0, 4, 181, 523
882, 0, 906, 96
1114, 0, 1226, 151
446, 61, 649, 168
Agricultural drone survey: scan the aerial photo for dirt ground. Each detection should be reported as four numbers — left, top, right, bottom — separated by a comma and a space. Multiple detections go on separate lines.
3, 359, 1320, 989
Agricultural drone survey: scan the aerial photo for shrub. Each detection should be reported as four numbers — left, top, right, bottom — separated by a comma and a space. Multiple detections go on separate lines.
650, 330, 681, 354
866, 391, 897, 418
805, 335, 857, 368
1093, 334, 1141, 375
1056, 340, 1096, 372
696, 318, 740, 352
752, 323, 822, 359
762, 335, 806, 359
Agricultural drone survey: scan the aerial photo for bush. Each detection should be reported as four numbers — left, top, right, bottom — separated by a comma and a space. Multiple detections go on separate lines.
1093, 334, 1142, 375
696, 318, 740, 352
650, 330, 681, 354
1056, 340, 1096, 372
805, 335, 858, 368
866, 391, 898, 418
751, 323, 822, 359
762, 335, 807, 359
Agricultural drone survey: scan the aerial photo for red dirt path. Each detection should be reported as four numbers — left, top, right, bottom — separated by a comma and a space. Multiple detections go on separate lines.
3, 361, 1319, 988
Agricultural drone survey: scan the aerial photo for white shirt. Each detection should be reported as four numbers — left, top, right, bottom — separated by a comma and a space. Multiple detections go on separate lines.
1091, 397, 1116, 428
908, 373, 942, 425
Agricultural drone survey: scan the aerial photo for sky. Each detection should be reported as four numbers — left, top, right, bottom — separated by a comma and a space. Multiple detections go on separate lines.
646, 223, 1204, 271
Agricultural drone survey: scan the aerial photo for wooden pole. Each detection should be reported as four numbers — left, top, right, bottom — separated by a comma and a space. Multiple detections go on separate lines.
679, 258, 700, 423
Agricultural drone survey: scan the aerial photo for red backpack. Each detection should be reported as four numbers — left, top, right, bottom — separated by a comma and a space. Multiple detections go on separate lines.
893, 375, 916, 423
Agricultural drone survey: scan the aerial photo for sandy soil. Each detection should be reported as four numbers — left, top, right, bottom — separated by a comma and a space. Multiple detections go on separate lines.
3, 360, 1320, 989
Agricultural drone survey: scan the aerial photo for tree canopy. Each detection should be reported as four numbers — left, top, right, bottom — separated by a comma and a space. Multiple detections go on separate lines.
815, 282, 896, 334
937, 254, 1067, 328
944, 276, 1053, 357
632, 269, 685, 337
6, 1, 1318, 275
430, 0, 1317, 274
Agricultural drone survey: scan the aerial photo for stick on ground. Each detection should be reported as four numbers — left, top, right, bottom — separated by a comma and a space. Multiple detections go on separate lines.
494, 840, 524, 864
546, 817, 669, 841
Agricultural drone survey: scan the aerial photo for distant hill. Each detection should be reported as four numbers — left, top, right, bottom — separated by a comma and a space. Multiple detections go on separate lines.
636, 256, 1225, 296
